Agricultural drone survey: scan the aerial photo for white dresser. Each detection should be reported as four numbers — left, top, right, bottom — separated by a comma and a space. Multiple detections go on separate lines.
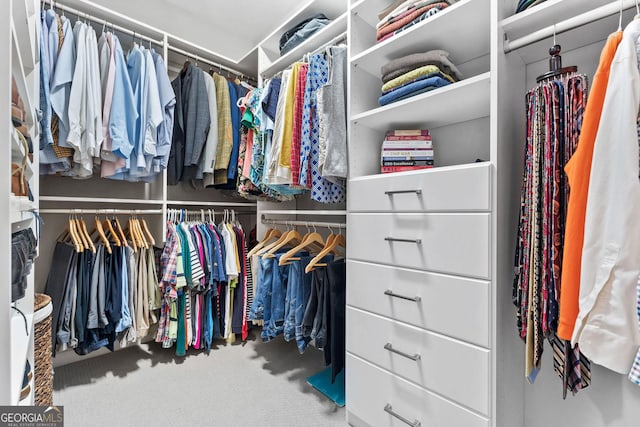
346, 163, 492, 427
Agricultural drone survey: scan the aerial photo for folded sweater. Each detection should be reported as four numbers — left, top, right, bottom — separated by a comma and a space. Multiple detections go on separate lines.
377, 5, 445, 42
377, 0, 456, 28
377, 3, 449, 39
379, 75, 451, 106
381, 50, 463, 81
381, 65, 455, 93
377, 0, 449, 29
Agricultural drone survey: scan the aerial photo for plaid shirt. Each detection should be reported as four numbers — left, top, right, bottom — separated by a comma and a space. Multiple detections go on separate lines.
160, 223, 178, 288
629, 281, 640, 386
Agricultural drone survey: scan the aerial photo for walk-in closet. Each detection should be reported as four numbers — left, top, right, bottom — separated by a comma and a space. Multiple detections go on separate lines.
3, 0, 640, 426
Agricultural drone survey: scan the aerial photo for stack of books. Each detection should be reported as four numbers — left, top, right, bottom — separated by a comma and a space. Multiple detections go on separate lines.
380, 129, 434, 173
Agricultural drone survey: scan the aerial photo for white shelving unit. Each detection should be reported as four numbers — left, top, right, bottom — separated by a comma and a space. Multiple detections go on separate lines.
2, 0, 39, 406
346, 0, 505, 426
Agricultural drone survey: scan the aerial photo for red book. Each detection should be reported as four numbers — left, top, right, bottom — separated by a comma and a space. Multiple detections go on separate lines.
381, 165, 434, 173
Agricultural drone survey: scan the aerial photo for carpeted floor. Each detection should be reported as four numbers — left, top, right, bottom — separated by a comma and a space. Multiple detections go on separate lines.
53, 330, 347, 427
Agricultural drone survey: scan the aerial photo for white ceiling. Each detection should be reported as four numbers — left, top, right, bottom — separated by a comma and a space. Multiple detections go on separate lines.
57, 0, 306, 74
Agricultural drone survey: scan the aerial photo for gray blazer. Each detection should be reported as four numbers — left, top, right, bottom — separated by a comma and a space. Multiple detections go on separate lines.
168, 63, 211, 184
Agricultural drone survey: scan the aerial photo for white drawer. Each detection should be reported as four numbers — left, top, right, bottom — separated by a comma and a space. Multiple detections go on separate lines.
347, 308, 490, 415
347, 213, 491, 279
347, 260, 490, 347
347, 354, 490, 427
348, 163, 491, 212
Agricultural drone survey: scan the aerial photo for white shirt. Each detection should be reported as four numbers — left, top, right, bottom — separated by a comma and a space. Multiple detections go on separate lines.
572, 19, 640, 374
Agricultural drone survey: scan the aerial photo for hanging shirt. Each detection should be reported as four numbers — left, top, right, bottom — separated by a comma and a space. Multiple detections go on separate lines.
300, 53, 346, 203
143, 48, 163, 162
572, 20, 640, 375
212, 73, 233, 185
103, 34, 137, 176
198, 71, 219, 180
151, 50, 175, 173
557, 32, 623, 341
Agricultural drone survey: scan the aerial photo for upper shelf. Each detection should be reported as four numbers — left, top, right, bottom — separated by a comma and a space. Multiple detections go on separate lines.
258, 0, 347, 60
351, 71, 490, 132
350, 0, 490, 73
260, 13, 348, 78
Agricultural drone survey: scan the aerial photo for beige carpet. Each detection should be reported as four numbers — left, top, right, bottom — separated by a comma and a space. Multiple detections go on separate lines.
53, 331, 347, 427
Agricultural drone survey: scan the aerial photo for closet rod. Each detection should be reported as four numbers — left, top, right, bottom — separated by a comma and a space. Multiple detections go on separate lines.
504, 0, 637, 53
167, 44, 256, 82
309, 31, 347, 56
43, 0, 164, 45
39, 208, 163, 214
262, 218, 346, 230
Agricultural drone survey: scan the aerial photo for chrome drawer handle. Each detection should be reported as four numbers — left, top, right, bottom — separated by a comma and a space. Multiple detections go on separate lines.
384, 404, 421, 427
385, 237, 422, 244
384, 343, 421, 361
384, 290, 421, 302
385, 189, 422, 196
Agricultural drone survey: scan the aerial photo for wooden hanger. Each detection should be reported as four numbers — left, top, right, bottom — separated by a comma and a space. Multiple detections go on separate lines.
113, 216, 128, 247
72, 214, 89, 251
58, 215, 83, 252
79, 216, 97, 253
263, 229, 303, 258
279, 226, 325, 266
103, 215, 121, 247
92, 216, 112, 254
255, 227, 292, 256
247, 228, 282, 257
126, 218, 139, 252
140, 217, 156, 246
135, 217, 149, 249
305, 231, 346, 274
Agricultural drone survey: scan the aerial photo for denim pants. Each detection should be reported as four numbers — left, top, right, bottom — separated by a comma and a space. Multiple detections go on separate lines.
282, 253, 310, 341
262, 254, 290, 342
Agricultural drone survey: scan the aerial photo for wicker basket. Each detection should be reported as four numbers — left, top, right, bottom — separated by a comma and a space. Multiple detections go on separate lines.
33, 293, 53, 406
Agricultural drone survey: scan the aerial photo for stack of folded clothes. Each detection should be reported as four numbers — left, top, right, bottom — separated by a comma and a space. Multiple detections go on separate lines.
376, 0, 458, 43
379, 50, 463, 106
515, 0, 548, 13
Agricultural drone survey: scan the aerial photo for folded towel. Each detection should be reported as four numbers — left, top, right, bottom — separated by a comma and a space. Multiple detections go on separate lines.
376, 6, 445, 42
381, 50, 463, 82
377, 3, 449, 39
381, 65, 456, 93
379, 75, 451, 106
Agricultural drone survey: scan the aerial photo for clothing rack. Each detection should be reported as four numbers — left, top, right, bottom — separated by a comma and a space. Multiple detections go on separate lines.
167, 44, 257, 85
42, 0, 164, 46
39, 208, 163, 215
504, 0, 638, 53
309, 31, 347, 56
261, 217, 346, 230
43, 0, 258, 85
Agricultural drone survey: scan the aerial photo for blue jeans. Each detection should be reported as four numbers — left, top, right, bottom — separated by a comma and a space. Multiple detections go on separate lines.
283, 254, 311, 343
262, 254, 290, 341
249, 256, 272, 322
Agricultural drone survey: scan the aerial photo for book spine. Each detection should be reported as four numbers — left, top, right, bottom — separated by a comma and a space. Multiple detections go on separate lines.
383, 135, 432, 141
381, 165, 434, 173
382, 160, 435, 166
385, 129, 430, 137
382, 157, 434, 162
382, 150, 434, 157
